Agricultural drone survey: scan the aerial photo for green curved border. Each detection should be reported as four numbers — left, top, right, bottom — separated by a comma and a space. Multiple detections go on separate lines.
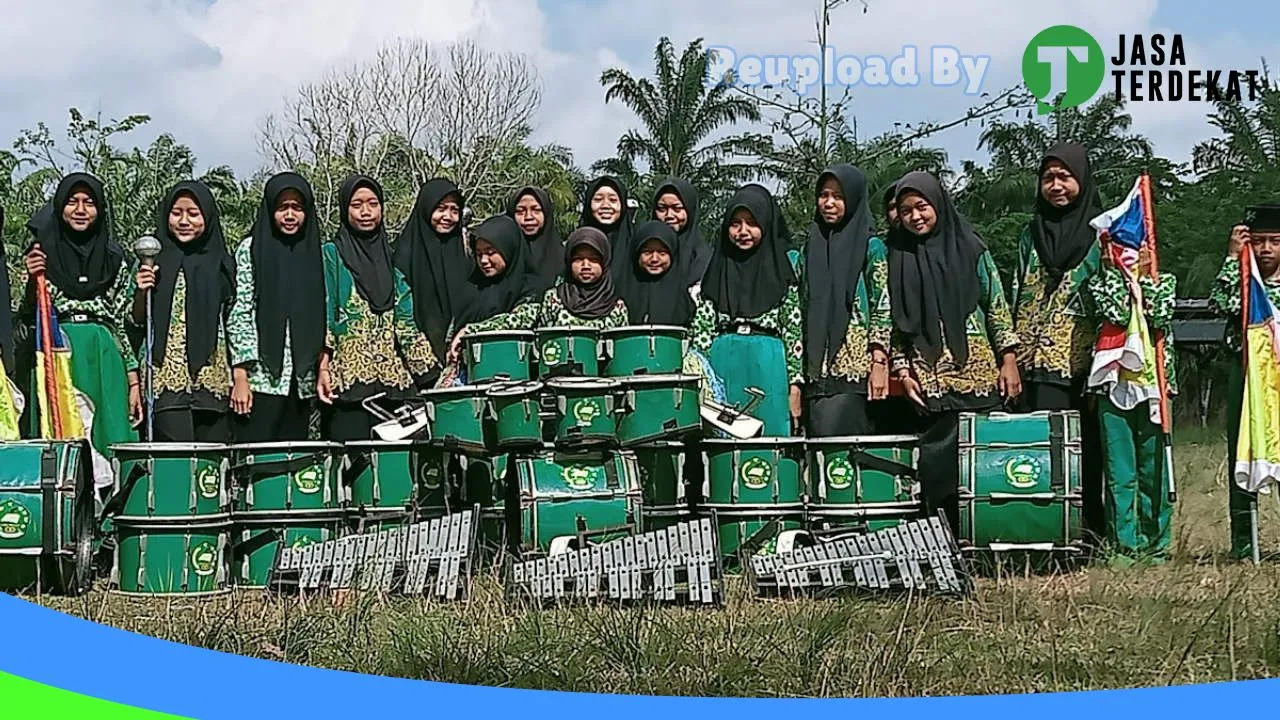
0, 671, 190, 719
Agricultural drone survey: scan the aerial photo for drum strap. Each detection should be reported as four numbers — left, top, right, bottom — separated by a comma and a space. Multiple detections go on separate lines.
603, 459, 621, 490
1049, 413, 1065, 493
848, 450, 917, 480
40, 445, 57, 555
99, 464, 148, 520
232, 455, 325, 481
232, 529, 281, 564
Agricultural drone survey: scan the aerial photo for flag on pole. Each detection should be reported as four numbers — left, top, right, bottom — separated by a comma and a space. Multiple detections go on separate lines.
34, 276, 85, 440
1235, 248, 1280, 493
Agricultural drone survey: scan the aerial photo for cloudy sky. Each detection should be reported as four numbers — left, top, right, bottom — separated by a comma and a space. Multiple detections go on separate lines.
1, 0, 1274, 181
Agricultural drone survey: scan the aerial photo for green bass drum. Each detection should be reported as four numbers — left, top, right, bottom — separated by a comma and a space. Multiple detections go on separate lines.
231, 443, 341, 516
701, 438, 806, 561
110, 443, 230, 520
112, 517, 231, 596
511, 450, 641, 554
806, 435, 920, 533
0, 440, 95, 596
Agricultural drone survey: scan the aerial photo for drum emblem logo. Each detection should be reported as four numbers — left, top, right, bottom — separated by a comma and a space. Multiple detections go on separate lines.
1004, 455, 1043, 489
740, 457, 772, 490
825, 458, 855, 490
419, 462, 442, 491
562, 465, 595, 490
196, 465, 221, 500
190, 542, 218, 577
294, 465, 323, 495
542, 341, 562, 366
0, 500, 31, 540
573, 399, 602, 426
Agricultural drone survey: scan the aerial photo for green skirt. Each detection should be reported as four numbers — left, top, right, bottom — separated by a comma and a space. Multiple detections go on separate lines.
708, 332, 791, 437
24, 322, 137, 460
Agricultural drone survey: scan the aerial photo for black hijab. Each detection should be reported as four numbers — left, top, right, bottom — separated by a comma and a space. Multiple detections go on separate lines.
887, 171, 985, 367
506, 186, 563, 293
152, 181, 237, 377
334, 175, 395, 314
806, 164, 876, 377
619, 220, 694, 326
0, 206, 11, 370
580, 176, 633, 270
394, 179, 470, 358
26, 172, 124, 302
249, 172, 326, 379
1031, 142, 1102, 286
556, 228, 619, 320
653, 178, 712, 284
881, 181, 899, 233
701, 184, 796, 319
455, 215, 539, 327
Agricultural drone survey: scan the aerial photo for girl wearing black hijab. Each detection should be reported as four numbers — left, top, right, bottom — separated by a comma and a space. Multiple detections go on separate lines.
538, 228, 629, 328
881, 181, 900, 234
888, 171, 1021, 528
225, 172, 326, 442
128, 181, 237, 442
315, 175, 438, 441
1011, 143, 1105, 537
579, 176, 634, 273
690, 184, 803, 437
618, 220, 696, 326
507, 186, 563, 293
803, 164, 892, 437
652, 178, 712, 286
20, 173, 138, 471
394, 179, 471, 362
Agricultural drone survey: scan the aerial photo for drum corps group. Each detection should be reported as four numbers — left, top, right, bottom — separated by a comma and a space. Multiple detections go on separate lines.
0, 141, 1275, 567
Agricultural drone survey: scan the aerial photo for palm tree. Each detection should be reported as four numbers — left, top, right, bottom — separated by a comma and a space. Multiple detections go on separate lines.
1193, 81, 1280, 196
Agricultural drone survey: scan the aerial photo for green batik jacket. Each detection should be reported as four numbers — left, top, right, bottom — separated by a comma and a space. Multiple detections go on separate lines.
322, 243, 438, 400
689, 272, 805, 386
124, 264, 233, 411
1210, 256, 1280, 353
890, 251, 1019, 408
225, 237, 317, 398
799, 236, 893, 386
1011, 228, 1101, 386
15, 263, 138, 373
1084, 265, 1179, 395
463, 288, 631, 333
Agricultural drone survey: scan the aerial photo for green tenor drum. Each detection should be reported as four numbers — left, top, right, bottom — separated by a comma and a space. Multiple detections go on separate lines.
110, 443, 230, 520
511, 450, 641, 554
957, 411, 1083, 554
232, 512, 346, 588
342, 441, 453, 514
618, 374, 702, 446
601, 325, 687, 377
535, 327, 599, 378
0, 440, 95, 595
111, 517, 231, 596
546, 377, 623, 449
486, 381, 546, 451
806, 435, 920, 533
422, 385, 491, 454
230, 443, 341, 516
465, 330, 534, 383
701, 438, 806, 560
633, 442, 689, 532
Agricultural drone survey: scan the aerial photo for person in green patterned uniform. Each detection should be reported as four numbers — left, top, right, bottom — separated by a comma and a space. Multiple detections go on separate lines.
802, 164, 892, 436
226, 173, 327, 442
1212, 208, 1280, 560
1085, 241, 1178, 562
691, 184, 804, 437
507, 186, 564, 295
127, 181, 237, 442
18, 173, 139, 475
316, 175, 438, 441
889, 172, 1021, 529
394, 179, 471, 367
1011, 143, 1106, 538
538, 227, 629, 328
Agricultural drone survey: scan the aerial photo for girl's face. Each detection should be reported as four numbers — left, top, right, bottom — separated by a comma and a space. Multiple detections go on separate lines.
897, 192, 937, 236
1040, 160, 1081, 208
571, 246, 604, 284
273, 189, 306, 236
590, 186, 622, 225
655, 192, 688, 233
513, 193, 545, 237
474, 238, 507, 278
727, 208, 762, 251
638, 238, 672, 276
432, 193, 461, 234
61, 185, 99, 232
347, 186, 383, 233
168, 193, 207, 244
817, 177, 846, 225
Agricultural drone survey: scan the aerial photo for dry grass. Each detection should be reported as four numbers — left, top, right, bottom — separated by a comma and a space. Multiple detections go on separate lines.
30, 435, 1280, 697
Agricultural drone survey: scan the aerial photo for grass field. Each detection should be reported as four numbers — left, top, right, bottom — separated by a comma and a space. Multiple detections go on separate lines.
28, 433, 1280, 698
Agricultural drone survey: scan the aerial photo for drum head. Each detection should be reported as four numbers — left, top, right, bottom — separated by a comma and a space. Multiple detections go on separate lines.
621, 373, 699, 386
231, 442, 340, 451
701, 437, 806, 448
536, 326, 599, 338
422, 385, 490, 400
111, 442, 229, 452
602, 325, 686, 336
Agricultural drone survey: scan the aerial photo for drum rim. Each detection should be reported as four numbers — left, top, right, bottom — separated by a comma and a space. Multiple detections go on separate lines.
619, 373, 700, 385
422, 384, 495, 397
600, 325, 687, 335
465, 330, 535, 339
701, 437, 808, 446
486, 380, 546, 397
805, 434, 921, 444
230, 442, 342, 451
545, 376, 621, 389
535, 326, 600, 337
111, 442, 231, 452
342, 440, 436, 448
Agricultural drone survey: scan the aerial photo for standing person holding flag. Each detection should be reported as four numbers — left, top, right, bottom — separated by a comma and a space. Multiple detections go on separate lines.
1211, 208, 1280, 562
1084, 174, 1178, 565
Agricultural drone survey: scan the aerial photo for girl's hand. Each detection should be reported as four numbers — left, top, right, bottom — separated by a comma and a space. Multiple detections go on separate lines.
998, 352, 1022, 402
867, 349, 890, 400
25, 246, 46, 276
230, 371, 253, 416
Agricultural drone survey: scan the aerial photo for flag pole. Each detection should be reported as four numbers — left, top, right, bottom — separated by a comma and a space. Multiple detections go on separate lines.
1138, 174, 1176, 504
1240, 245, 1261, 565
35, 275, 62, 438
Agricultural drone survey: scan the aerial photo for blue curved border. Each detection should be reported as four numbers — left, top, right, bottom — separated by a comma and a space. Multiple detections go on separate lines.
1, 593, 1275, 718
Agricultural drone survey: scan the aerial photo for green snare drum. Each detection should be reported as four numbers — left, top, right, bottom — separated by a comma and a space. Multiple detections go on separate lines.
465, 330, 534, 383
112, 517, 231, 596
806, 435, 920, 533
702, 438, 806, 560
601, 325, 687, 377
0, 440, 95, 595
486, 381, 546, 451
633, 442, 689, 532
110, 443, 230, 520
511, 450, 641, 553
342, 441, 453, 514
535, 327, 599, 378
423, 385, 490, 454
957, 411, 1083, 554
231, 443, 340, 516
546, 377, 623, 449
618, 374, 702, 446
232, 511, 345, 588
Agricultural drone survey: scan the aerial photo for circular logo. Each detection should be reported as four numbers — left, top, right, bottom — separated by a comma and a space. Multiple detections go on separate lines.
562, 465, 595, 491
190, 541, 218, 577
196, 465, 221, 500
573, 399, 602, 426
0, 500, 32, 540
740, 457, 773, 491
542, 341, 562, 366
1004, 455, 1044, 490
419, 461, 443, 491
293, 465, 323, 495
1022, 25, 1106, 112
825, 457, 855, 491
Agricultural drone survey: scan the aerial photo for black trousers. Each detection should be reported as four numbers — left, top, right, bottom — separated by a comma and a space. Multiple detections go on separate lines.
917, 410, 962, 534
322, 402, 375, 443
233, 388, 312, 443
152, 408, 231, 443
1024, 380, 1105, 541
805, 391, 874, 437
